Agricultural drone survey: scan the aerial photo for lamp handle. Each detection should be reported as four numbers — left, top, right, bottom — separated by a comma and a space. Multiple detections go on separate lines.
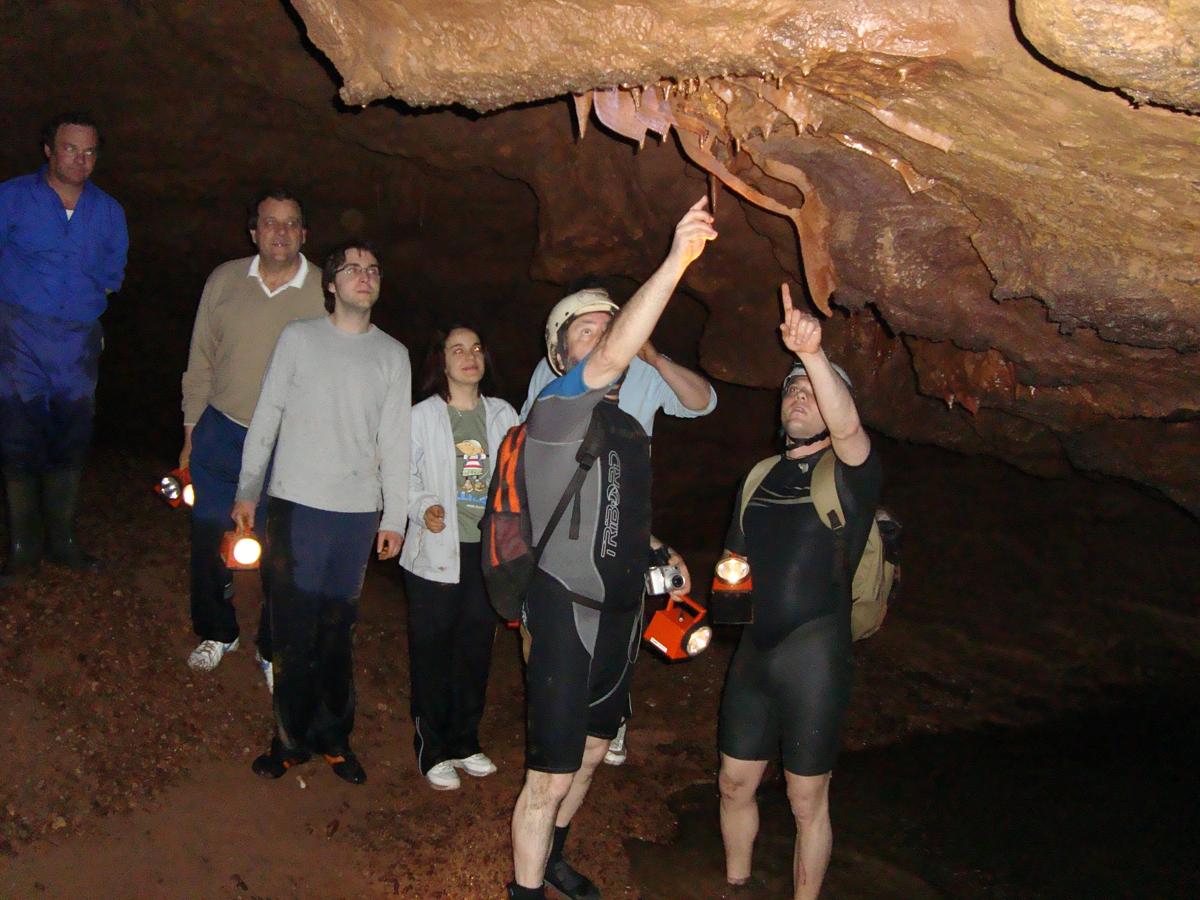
670, 594, 706, 617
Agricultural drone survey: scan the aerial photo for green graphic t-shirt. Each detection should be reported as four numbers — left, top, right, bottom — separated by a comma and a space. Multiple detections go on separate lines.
448, 402, 489, 542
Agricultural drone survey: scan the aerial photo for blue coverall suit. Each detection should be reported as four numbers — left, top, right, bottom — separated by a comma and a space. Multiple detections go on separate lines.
0, 166, 128, 572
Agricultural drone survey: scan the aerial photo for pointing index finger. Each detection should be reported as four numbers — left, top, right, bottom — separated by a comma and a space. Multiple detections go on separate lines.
781, 282, 794, 317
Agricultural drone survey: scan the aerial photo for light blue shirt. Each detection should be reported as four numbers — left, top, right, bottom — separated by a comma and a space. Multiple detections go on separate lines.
520, 355, 716, 435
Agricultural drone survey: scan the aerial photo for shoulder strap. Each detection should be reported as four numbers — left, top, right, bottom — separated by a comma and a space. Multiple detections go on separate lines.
810, 451, 845, 533
532, 409, 602, 562
738, 456, 781, 530
491, 425, 526, 514
811, 450, 853, 602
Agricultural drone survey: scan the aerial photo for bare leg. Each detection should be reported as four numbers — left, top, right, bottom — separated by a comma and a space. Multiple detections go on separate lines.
512, 768, 574, 888
784, 771, 832, 900
511, 737, 609, 888
555, 735, 610, 827
719, 754, 769, 885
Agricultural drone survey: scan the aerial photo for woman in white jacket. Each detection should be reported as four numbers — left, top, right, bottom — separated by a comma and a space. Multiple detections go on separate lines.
400, 324, 518, 790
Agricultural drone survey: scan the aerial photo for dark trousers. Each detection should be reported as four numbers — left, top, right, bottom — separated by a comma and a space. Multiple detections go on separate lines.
404, 542, 497, 773
0, 301, 101, 472
189, 406, 270, 651
266, 497, 377, 756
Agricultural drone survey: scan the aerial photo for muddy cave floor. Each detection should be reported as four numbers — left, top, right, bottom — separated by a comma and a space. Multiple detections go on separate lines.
0, 441, 1197, 899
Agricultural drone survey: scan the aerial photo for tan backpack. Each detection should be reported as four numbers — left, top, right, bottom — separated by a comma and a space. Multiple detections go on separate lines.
738, 452, 898, 641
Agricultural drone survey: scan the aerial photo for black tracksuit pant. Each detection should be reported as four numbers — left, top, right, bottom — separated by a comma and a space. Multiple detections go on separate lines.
404, 541, 497, 774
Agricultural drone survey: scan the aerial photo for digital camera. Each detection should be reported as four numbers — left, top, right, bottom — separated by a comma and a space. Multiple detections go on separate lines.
645, 564, 686, 596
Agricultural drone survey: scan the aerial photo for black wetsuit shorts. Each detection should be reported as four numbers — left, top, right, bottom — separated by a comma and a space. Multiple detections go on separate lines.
718, 610, 852, 775
523, 572, 642, 773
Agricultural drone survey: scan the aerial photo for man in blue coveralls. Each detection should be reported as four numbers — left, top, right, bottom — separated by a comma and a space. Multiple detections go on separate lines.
0, 113, 128, 587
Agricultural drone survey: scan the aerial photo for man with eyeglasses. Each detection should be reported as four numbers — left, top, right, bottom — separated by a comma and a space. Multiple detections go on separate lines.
233, 242, 410, 785
0, 112, 128, 587
179, 189, 324, 680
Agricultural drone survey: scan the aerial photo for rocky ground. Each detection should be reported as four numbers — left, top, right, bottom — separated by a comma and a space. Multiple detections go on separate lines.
1, 439, 1197, 898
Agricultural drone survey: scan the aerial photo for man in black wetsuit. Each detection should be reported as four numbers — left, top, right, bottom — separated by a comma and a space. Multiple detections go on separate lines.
717, 284, 881, 900
507, 197, 717, 900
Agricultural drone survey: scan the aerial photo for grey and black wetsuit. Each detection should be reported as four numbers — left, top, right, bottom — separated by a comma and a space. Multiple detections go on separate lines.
718, 446, 882, 775
522, 362, 651, 773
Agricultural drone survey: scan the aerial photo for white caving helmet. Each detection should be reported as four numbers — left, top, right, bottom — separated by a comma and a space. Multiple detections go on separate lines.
781, 360, 854, 450
783, 360, 853, 393
544, 288, 620, 374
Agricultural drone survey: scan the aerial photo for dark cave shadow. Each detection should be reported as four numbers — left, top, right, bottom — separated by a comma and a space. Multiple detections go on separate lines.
627, 684, 1200, 899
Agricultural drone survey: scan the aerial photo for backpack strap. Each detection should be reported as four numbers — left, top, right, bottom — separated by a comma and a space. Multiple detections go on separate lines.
810, 451, 844, 534
536, 410, 640, 614
531, 409, 602, 562
491, 426, 526, 515
811, 450, 850, 599
738, 456, 782, 532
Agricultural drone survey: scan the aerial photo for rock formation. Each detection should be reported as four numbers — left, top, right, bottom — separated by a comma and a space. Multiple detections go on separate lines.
290, 0, 1199, 511
2, 1, 1196, 511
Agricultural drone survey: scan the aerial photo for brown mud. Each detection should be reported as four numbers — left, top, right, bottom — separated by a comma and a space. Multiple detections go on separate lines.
1, 435, 1197, 898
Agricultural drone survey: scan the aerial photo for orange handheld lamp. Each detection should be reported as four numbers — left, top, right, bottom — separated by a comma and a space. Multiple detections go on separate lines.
221, 529, 262, 570
709, 553, 753, 625
154, 467, 194, 508
643, 594, 712, 661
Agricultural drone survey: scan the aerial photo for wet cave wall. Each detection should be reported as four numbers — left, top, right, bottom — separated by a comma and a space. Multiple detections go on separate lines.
2, 0, 1198, 514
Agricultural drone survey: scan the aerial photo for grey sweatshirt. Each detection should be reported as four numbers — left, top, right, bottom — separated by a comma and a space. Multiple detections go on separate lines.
236, 316, 412, 533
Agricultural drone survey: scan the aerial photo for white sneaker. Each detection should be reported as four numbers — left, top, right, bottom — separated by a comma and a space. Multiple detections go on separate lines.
426, 760, 461, 791
255, 650, 274, 694
603, 722, 627, 766
188, 637, 240, 671
452, 752, 497, 777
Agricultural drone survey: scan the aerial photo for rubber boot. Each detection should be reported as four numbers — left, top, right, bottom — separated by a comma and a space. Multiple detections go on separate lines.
1, 473, 43, 587
42, 468, 99, 572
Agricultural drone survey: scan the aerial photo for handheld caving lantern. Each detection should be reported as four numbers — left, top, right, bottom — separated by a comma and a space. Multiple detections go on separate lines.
155, 467, 194, 509
221, 528, 262, 570
643, 594, 712, 660
709, 553, 753, 624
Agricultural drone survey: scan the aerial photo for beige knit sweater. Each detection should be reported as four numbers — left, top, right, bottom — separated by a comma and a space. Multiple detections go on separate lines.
181, 255, 325, 425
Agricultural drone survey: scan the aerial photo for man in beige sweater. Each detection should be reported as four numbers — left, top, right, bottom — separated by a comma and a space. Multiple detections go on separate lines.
179, 190, 325, 677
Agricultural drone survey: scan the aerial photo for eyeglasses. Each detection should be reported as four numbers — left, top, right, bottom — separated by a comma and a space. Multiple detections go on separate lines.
336, 263, 382, 280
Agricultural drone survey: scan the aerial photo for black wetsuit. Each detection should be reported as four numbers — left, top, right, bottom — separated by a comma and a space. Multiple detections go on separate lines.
718, 446, 881, 775
522, 363, 651, 773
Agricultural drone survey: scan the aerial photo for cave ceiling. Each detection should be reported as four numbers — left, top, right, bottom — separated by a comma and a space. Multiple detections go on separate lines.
288, 0, 1200, 512
4, 1, 1198, 513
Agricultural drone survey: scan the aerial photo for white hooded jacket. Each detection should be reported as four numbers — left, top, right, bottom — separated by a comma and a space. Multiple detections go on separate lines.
399, 394, 518, 583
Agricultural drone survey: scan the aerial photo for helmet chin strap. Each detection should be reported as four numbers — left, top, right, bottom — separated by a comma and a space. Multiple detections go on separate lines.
784, 429, 830, 453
